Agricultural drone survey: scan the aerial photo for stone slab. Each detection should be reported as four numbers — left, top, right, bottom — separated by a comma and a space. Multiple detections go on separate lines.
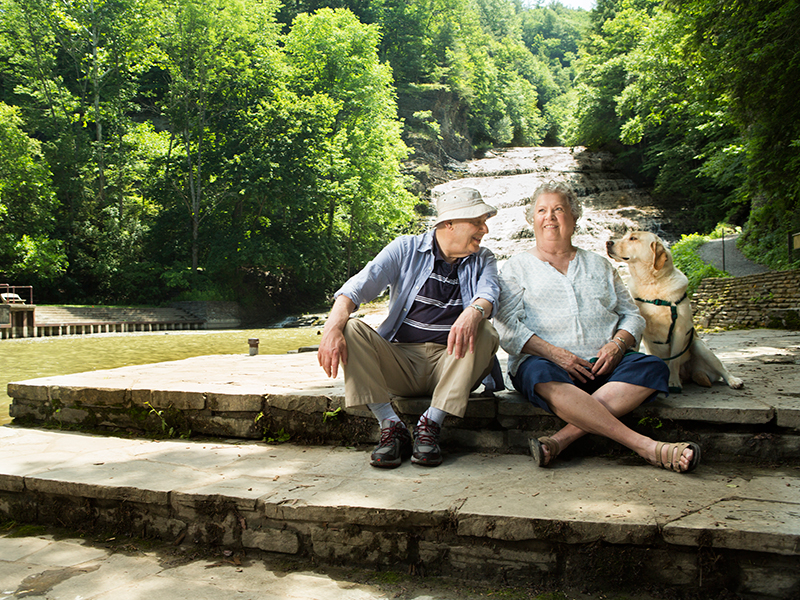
0, 535, 52, 561
0, 535, 381, 600
496, 392, 549, 416
663, 498, 800, 555
206, 393, 263, 412
28, 552, 164, 599
2, 426, 798, 556
0, 425, 799, 599
24, 477, 169, 504
774, 396, 800, 430
9, 330, 799, 434
8, 353, 347, 398
641, 393, 774, 424
20, 538, 110, 566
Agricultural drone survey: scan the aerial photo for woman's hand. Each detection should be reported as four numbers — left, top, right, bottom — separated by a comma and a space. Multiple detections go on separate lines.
549, 345, 596, 384
591, 341, 624, 377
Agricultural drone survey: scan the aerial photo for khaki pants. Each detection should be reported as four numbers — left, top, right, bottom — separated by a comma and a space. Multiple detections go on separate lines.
342, 318, 499, 418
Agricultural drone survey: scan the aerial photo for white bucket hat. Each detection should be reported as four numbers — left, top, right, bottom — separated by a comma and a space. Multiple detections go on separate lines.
434, 187, 497, 226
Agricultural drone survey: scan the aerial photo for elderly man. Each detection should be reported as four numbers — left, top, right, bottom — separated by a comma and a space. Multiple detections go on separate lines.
318, 188, 500, 468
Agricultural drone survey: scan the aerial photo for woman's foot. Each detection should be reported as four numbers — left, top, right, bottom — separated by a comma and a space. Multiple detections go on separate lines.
529, 436, 561, 467
649, 441, 701, 473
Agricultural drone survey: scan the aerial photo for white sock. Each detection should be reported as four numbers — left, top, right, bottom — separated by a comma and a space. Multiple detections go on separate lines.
368, 403, 402, 425
420, 406, 447, 427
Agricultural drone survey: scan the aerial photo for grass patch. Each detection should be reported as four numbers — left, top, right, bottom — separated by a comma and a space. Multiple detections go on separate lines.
4, 523, 50, 538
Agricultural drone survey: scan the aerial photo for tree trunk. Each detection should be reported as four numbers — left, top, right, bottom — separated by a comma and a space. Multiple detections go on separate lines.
90, 0, 106, 207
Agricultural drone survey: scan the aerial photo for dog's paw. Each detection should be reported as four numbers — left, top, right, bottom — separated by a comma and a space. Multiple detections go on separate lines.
726, 376, 744, 389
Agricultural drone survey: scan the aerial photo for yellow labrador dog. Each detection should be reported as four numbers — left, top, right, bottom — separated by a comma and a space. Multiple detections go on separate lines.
606, 231, 743, 392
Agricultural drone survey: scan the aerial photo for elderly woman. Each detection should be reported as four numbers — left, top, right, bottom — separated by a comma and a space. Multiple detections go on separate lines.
495, 182, 701, 473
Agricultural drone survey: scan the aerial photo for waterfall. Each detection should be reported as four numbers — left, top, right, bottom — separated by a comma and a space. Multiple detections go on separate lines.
431, 147, 668, 269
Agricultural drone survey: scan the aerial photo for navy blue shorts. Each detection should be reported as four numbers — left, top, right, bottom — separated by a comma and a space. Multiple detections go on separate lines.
510, 352, 669, 414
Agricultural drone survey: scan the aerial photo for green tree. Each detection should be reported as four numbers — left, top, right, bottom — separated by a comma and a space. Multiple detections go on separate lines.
284, 8, 416, 277
614, 7, 742, 230
1, 0, 160, 301
570, 0, 660, 150
667, 0, 800, 267
0, 102, 66, 280
157, 0, 283, 276
376, 0, 467, 84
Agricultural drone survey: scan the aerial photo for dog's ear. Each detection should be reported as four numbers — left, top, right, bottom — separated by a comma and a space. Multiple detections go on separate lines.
652, 240, 668, 271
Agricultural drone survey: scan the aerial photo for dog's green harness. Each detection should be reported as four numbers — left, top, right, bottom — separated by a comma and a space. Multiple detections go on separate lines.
635, 292, 694, 361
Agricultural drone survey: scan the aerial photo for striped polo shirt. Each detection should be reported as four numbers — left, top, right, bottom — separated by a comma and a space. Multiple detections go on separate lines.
393, 237, 462, 345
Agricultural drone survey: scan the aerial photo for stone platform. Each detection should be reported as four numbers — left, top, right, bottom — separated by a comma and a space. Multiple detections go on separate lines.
7, 329, 800, 463
3, 328, 800, 597
0, 426, 798, 598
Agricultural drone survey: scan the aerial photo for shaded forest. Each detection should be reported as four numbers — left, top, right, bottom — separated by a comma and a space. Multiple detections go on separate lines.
1, 0, 798, 317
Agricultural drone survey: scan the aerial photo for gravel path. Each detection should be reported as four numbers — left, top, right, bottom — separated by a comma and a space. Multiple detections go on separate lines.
697, 233, 769, 276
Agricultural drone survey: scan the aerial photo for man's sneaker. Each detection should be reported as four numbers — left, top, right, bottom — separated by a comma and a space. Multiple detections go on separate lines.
411, 415, 443, 466
370, 419, 412, 468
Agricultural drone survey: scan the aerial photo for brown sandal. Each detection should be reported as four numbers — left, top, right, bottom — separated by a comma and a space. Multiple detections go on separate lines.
529, 436, 561, 468
653, 441, 701, 473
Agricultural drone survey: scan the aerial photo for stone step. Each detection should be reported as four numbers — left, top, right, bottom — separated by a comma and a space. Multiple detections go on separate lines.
0, 426, 797, 599
34, 305, 203, 325
7, 329, 800, 465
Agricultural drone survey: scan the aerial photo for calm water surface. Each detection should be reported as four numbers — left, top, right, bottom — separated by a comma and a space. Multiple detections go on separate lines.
0, 328, 321, 425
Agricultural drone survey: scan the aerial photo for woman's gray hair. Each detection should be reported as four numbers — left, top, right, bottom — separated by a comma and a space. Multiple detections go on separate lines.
524, 181, 582, 224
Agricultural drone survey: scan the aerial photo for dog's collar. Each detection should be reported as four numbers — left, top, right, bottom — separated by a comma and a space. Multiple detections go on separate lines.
635, 292, 688, 309
634, 292, 688, 347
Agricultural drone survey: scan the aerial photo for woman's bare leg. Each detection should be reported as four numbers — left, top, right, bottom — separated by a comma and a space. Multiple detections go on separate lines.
535, 381, 695, 470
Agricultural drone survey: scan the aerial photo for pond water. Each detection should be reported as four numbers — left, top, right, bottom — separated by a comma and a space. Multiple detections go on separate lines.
0, 327, 322, 425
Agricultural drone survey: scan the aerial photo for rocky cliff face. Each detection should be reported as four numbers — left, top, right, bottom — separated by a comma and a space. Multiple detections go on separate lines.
430, 146, 668, 264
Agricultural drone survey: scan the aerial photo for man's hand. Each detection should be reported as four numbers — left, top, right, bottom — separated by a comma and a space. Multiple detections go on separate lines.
318, 327, 347, 378
318, 295, 356, 378
447, 300, 491, 359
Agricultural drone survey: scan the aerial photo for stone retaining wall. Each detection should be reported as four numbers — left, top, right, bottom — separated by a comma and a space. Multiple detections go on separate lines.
9, 383, 800, 464
692, 270, 800, 329
171, 301, 241, 329
1, 478, 796, 597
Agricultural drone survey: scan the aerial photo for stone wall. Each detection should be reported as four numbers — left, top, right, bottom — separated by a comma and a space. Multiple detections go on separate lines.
5, 479, 796, 596
171, 301, 241, 329
692, 270, 800, 329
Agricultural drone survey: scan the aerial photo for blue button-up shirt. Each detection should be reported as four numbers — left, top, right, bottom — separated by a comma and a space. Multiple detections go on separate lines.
335, 229, 499, 342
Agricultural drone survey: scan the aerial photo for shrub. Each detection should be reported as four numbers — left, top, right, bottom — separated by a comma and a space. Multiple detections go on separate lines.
670, 232, 729, 295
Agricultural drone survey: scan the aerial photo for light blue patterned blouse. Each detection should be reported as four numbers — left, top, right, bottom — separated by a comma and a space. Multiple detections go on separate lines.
495, 248, 645, 376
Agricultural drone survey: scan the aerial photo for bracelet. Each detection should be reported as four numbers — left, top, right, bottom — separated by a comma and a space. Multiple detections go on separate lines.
614, 336, 629, 350
470, 304, 485, 317
611, 338, 625, 353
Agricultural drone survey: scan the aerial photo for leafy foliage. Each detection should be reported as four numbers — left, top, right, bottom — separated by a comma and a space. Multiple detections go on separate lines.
571, 0, 800, 268
668, 0, 800, 269
0, 102, 65, 281
670, 232, 728, 296
2, 0, 794, 314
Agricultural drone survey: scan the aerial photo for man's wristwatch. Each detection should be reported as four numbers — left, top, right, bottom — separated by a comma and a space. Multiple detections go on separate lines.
470, 304, 485, 317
